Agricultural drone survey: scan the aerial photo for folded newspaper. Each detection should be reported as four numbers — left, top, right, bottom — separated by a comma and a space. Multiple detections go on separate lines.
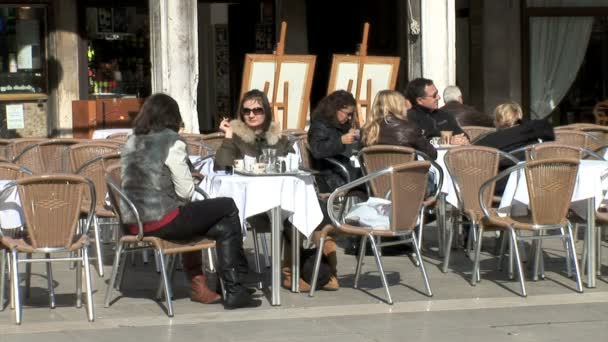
344, 197, 391, 229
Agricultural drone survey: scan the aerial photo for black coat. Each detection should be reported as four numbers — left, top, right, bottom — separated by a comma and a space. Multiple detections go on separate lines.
308, 118, 361, 193
371, 114, 437, 160
407, 105, 465, 139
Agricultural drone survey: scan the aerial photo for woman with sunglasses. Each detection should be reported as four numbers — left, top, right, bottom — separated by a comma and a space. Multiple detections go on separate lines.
215, 89, 293, 170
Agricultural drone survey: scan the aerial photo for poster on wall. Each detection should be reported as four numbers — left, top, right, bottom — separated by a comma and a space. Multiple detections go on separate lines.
6, 104, 25, 129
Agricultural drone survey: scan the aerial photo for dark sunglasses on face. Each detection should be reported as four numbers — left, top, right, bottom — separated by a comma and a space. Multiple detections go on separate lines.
241, 107, 265, 116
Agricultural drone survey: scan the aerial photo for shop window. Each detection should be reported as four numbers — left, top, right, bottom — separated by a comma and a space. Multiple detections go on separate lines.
0, 5, 47, 96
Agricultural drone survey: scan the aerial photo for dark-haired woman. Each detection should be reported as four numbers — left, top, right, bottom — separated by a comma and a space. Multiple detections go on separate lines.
308, 90, 362, 194
214, 89, 293, 169
121, 93, 260, 309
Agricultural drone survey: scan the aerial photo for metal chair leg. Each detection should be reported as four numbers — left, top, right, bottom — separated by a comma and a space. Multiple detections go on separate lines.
24, 253, 31, 299
45, 253, 55, 309
368, 235, 393, 305
308, 236, 325, 297
353, 236, 367, 289
509, 227, 527, 297
156, 250, 174, 317
261, 233, 271, 268
92, 215, 104, 277
156, 255, 173, 300
471, 227, 484, 286
251, 227, 264, 290
442, 224, 453, 273
508, 233, 514, 279
497, 231, 508, 271
412, 231, 432, 297
11, 249, 21, 325
567, 223, 584, 293
75, 250, 83, 308
104, 242, 124, 307
0, 249, 5, 311
82, 247, 95, 322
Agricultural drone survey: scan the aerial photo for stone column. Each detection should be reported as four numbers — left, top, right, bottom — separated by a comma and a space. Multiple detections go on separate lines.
421, 0, 456, 105
50, 0, 81, 137
149, 0, 199, 133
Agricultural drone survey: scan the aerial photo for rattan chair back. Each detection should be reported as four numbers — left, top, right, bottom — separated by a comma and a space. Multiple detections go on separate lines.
444, 146, 500, 219
16, 174, 94, 250
525, 158, 579, 226
593, 100, 608, 125
359, 145, 417, 198
6, 138, 45, 162
13, 139, 81, 174
528, 142, 582, 161
294, 135, 312, 170
201, 132, 225, 152
462, 126, 496, 143
554, 130, 596, 150
73, 150, 120, 216
0, 139, 10, 159
390, 161, 430, 231
70, 142, 120, 172
0, 162, 31, 180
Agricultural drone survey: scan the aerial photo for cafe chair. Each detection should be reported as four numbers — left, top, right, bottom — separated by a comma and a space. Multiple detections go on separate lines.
478, 158, 583, 296
12, 138, 82, 174
461, 126, 496, 143
0, 162, 32, 312
593, 100, 608, 126
201, 132, 226, 152
70, 146, 121, 277
5, 138, 46, 162
309, 161, 434, 304
0, 174, 97, 324
357, 145, 443, 261
104, 164, 219, 317
554, 130, 603, 152
442, 146, 519, 274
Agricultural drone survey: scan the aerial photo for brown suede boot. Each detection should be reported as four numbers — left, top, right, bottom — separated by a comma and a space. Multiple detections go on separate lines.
182, 252, 221, 304
321, 238, 339, 291
282, 267, 312, 291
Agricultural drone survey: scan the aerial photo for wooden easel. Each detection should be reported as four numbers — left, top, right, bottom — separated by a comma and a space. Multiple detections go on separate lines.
261, 21, 290, 129
338, 23, 375, 128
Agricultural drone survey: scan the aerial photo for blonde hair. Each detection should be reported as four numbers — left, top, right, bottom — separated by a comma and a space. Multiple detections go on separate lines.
494, 102, 523, 129
362, 90, 409, 146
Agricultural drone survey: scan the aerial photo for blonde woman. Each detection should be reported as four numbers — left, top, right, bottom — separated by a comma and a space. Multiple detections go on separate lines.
475, 101, 554, 152
362, 90, 437, 159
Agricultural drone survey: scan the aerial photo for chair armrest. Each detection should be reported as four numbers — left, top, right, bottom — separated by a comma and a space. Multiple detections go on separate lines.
105, 176, 145, 240
323, 157, 352, 183
478, 162, 527, 218
326, 166, 393, 227
194, 185, 210, 200
581, 147, 605, 160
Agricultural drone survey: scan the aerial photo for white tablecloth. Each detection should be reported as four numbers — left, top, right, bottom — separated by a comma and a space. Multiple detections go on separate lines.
92, 128, 132, 139
0, 180, 23, 229
200, 173, 323, 239
498, 160, 608, 217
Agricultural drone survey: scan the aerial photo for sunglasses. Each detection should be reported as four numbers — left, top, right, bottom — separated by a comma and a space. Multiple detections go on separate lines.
241, 107, 265, 116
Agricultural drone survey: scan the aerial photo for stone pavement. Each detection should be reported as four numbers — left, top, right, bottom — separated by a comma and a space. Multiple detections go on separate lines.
1, 224, 607, 341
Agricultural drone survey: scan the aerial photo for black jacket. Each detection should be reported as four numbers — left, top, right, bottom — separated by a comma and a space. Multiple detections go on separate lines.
371, 114, 437, 160
308, 118, 361, 193
474, 119, 555, 153
407, 105, 465, 139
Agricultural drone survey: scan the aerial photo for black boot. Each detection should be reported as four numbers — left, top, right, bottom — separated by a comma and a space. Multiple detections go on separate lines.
205, 212, 261, 309
222, 268, 262, 309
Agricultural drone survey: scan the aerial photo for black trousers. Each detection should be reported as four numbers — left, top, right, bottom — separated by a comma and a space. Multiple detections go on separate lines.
148, 197, 248, 276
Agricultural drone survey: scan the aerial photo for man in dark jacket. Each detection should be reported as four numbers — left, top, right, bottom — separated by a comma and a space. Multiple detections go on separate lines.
441, 85, 493, 127
405, 78, 469, 145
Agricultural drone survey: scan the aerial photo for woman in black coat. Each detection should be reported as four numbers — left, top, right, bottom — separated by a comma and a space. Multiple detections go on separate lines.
308, 90, 362, 193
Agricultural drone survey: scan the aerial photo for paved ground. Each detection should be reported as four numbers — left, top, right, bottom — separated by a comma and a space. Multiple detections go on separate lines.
1, 224, 607, 341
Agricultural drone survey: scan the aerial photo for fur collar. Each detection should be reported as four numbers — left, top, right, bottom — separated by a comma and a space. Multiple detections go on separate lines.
230, 119, 281, 145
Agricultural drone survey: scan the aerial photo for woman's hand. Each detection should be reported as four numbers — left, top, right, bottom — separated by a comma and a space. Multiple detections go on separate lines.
341, 130, 356, 145
219, 119, 233, 139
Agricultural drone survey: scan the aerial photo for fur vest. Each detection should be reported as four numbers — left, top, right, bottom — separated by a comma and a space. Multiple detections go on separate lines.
121, 129, 188, 224
214, 120, 294, 170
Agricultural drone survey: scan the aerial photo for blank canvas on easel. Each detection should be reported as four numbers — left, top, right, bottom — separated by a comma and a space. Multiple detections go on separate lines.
327, 55, 400, 125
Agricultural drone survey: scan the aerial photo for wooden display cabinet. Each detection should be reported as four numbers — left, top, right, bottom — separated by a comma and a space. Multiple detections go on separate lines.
72, 98, 143, 138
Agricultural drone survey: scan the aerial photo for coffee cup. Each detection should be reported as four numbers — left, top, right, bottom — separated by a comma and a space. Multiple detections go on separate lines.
253, 163, 267, 174
440, 131, 453, 145
234, 159, 244, 171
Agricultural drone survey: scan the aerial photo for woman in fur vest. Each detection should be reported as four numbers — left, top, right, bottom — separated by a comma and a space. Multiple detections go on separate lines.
121, 93, 260, 309
214, 89, 293, 169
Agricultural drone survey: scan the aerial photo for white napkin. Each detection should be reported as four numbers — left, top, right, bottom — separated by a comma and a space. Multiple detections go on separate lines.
243, 155, 256, 171
345, 197, 391, 229
287, 153, 299, 172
